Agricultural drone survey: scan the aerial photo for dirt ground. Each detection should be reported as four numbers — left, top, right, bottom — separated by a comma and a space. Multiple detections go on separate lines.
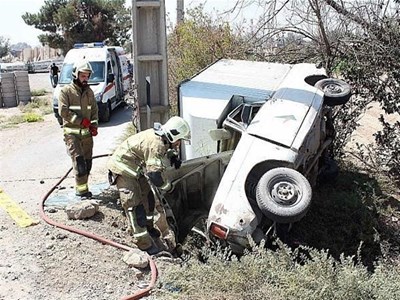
0, 120, 160, 300
0, 74, 174, 300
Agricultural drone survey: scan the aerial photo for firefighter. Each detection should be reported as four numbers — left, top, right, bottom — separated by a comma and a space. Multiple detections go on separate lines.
58, 60, 99, 199
107, 116, 191, 254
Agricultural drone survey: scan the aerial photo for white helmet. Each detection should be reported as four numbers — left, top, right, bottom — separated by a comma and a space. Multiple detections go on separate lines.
162, 116, 191, 143
72, 60, 93, 79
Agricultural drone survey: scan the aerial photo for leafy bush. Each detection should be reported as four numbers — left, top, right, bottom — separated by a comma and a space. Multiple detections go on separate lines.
157, 240, 400, 300
31, 89, 47, 96
23, 112, 43, 123
155, 160, 400, 299
167, 5, 251, 115
20, 96, 52, 115
6, 115, 25, 125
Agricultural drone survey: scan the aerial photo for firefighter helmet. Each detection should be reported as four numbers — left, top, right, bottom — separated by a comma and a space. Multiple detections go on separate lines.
162, 116, 191, 143
72, 60, 93, 79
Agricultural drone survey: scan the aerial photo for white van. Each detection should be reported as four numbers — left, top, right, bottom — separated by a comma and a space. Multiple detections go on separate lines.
53, 42, 132, 124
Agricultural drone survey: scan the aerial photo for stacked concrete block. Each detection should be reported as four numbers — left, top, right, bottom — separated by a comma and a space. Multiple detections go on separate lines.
0, 82, 3, 107
14, 71, 31, 105
0, 72, 17, 107
0, 71, 31, 107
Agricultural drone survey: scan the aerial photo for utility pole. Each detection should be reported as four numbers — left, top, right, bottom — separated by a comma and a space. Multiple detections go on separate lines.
131, 0, 169, 131
177, 0, 184, 24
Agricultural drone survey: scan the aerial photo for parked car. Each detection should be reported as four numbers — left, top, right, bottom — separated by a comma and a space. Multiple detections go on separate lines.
161, 59, 351, 253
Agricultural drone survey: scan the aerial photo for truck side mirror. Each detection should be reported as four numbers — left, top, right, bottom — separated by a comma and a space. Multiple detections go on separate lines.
107, 73, 115, 83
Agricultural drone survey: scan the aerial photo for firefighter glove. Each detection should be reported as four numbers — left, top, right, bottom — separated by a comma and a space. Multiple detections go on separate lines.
89, 125, 98, 136
147, 171, 164, 187
81, 118, 91, 128
170, 154, 182, 169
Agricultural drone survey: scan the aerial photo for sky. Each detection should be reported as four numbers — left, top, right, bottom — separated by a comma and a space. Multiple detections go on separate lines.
0, 0, 259, 47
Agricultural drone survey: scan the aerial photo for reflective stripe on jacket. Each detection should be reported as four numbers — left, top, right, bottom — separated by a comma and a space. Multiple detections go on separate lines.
58, 82, 98, 129
63, 127, 91, 136
107, 129, 168, 178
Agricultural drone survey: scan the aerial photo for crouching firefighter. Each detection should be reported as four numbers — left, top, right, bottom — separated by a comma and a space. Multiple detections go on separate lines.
58, 60, 99, 199
107, 116, 191, 254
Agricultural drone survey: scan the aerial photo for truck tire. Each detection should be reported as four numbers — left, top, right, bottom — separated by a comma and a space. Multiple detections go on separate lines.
256, 168, 312, 224
315, 78, 351, 106
99, 101, 111, 122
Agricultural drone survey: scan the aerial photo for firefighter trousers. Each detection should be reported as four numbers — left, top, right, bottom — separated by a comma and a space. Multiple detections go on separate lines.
115, 174, 175, 251
63, 134, 93, 195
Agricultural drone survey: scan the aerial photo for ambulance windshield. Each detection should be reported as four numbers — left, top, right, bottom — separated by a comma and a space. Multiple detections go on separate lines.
59, 61, 105, 84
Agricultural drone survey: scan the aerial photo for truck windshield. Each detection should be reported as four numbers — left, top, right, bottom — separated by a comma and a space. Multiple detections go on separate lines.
58, 61, 105, 84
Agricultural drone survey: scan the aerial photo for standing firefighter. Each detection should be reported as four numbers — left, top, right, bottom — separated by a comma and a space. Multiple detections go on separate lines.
58, 60, 99, 199
107, 116, 191, 254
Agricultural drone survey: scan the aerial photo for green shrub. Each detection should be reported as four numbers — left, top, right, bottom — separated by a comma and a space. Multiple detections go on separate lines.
7, 115, 25, 124
23, 112, 43, 122
31, 89, 47, 96
155, 160, 399, 299
156, 241, 400, 300
20, 96, 52, 115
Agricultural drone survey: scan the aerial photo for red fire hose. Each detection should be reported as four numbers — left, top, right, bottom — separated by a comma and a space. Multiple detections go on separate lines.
39, 154, 158, 300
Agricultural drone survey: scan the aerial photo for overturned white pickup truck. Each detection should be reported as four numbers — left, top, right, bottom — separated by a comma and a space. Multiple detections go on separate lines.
163, 59, 351, 253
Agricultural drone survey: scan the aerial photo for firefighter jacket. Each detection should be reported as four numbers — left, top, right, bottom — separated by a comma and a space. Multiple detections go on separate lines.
58, 81, 99, 135
107, 129, 169, 178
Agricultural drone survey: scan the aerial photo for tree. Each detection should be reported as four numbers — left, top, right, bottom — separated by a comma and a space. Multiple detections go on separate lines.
22, 0, 131, 54
325, 0, 400, 183
167, 4, 253, 114
0, 36, 10, 59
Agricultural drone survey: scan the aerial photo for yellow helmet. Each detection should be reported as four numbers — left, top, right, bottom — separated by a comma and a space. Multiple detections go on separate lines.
72, 60, 93, 79
162, 116, 191, 143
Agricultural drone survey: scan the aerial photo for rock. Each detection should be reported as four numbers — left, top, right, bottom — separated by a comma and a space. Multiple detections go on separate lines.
65, 200, 99, 220
122, 249, 149, 269
45, 243, 54, 250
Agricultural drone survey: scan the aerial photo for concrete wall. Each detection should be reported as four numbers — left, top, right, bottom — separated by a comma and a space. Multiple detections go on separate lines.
20, 45, 62, 63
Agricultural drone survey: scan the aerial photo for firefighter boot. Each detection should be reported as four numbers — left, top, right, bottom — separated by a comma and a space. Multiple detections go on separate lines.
146, 215, 161, 238
127, 206, 159, 253
146, 192, 161, 238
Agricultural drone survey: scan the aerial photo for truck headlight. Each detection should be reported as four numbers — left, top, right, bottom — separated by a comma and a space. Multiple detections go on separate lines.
95, 93, 103, 102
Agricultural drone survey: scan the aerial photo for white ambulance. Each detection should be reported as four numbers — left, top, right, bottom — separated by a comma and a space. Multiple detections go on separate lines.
53, 42, 132, 124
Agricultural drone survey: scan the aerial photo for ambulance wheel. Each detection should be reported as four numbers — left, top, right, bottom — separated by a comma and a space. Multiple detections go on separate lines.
99, 101, 111, 122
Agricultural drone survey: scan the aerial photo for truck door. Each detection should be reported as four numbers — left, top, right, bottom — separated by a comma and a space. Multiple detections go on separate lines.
109, 50, 124, 104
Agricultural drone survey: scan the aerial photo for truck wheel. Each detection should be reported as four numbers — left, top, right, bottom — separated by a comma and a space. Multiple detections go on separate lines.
99, 101, 111, 122
315, 78, 351, 106
256, 168, 312, 224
